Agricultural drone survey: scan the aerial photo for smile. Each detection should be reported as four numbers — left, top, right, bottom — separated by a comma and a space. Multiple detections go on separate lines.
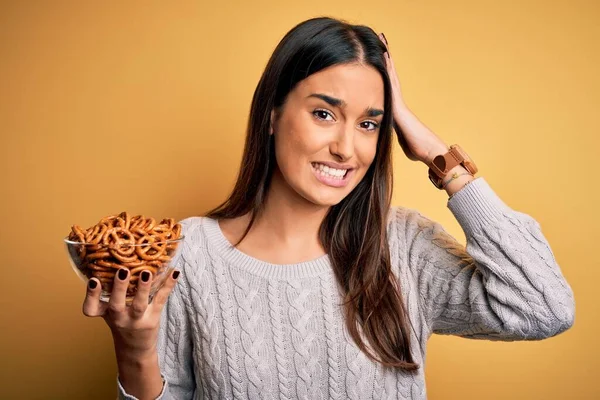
311, 162, 354, 188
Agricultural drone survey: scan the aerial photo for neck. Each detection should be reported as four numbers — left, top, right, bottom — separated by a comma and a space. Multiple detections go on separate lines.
254, 168, 328, 252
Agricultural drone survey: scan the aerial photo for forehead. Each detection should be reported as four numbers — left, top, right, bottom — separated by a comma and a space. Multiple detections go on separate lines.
294, 63, 384, 109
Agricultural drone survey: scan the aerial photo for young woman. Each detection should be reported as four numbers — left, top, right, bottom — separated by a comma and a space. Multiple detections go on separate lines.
83, 17, 575, 400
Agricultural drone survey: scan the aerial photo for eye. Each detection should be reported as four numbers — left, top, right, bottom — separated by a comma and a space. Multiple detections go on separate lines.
312, 109, 335, 122
360, 120, 379, 132
312, 109, 379, 132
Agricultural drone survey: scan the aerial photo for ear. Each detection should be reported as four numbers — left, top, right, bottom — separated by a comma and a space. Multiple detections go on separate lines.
269, 109, 276, 135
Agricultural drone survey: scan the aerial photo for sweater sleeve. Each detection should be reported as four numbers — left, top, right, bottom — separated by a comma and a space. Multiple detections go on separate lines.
399, 177, 575, 340
117, 219, 198, 400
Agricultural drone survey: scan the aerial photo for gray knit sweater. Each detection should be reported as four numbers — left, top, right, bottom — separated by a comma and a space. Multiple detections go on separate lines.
117, 177, 575, 399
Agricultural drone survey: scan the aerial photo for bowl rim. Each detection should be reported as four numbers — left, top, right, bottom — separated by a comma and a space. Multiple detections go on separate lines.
63, 235, 185, 246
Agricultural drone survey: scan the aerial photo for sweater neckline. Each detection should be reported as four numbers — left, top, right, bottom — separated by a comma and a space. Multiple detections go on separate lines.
202, 217, 332, 279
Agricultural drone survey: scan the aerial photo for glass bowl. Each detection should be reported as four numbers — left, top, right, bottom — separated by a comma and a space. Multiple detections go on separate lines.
64, 234, 185, 304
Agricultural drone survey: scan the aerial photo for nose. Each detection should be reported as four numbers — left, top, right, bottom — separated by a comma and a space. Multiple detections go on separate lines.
329, 123, 355, 161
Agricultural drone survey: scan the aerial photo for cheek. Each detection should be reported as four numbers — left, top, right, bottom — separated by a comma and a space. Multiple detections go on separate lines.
275, 123, 325, 171
274, 131, 306, 180
355, 134, 379, 168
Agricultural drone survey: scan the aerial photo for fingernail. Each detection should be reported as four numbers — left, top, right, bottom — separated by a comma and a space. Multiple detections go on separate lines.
172, 270, 180, 280
381, 32, 388, 44
118, 268, 128, 281
88, 279, 97, 289
141, 271, 150, 282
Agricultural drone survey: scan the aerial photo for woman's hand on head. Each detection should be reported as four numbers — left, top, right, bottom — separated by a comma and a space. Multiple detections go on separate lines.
378, 33, 449, 165
379, 33, 407, 111
82, 268, 180, 357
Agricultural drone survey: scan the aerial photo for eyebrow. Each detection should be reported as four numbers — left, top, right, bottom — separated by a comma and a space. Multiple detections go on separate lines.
307, 93, 384, 117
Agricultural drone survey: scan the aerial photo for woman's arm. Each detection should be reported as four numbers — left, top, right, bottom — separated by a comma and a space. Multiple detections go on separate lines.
379, 31, 575, 339
393, 178, 575, 340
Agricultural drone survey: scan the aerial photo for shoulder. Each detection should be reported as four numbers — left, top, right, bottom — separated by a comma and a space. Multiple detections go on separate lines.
177, 215, 207, 239
386, 205, 440, 239
386, 205, 460, 265
171, 215, 215, 276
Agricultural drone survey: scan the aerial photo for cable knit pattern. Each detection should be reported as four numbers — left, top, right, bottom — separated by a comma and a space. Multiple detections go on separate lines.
214, 256, 245, 400
344, 330, 374, 400
267, 280, 293, 399
117, 177, 575, 399
287, 279, 325, 400
320, 276, 344, 400
189, 243, 226, 399
231, 271, 274, 399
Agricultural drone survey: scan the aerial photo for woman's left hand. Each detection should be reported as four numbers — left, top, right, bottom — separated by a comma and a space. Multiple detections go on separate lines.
378, 33, 448, 164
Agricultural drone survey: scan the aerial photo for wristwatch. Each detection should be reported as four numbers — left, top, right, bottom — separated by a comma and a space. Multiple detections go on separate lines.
428, 144, 478, 189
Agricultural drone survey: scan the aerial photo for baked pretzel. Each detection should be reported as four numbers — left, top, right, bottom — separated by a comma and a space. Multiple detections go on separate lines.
67, 211, 182, 297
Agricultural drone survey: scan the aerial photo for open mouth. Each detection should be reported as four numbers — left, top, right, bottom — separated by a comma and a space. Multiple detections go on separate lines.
310, 162, 350, 180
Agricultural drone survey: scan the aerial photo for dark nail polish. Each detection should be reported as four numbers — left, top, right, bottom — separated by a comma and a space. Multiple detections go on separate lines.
172, 270, 180, 280
88, 279, 97, 289
141, 271, 150, 282
381, 32, 388, 44
118, 269, 128, 281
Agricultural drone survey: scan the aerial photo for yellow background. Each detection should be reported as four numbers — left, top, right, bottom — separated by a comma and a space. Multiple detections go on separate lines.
1, 1, 598, 398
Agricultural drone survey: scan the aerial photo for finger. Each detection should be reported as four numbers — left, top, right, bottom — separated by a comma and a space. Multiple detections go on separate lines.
379, 33, 389, 51
382, 48, 396, 74
382, 51, 396, 80
108, 268, 130, 314
376, 34, 396, 74
387, 50, 398, 74
130, 270, 153, 319
149, 270, 180, 313
384, 52, 401, 94
384, 52, 392, 71
82, 278, 104, 317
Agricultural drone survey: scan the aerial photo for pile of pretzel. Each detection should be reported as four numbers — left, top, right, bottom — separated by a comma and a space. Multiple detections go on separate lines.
67, 212, 182, 296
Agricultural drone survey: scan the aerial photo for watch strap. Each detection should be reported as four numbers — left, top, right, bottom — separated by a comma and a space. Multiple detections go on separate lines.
428, 144, 478, 189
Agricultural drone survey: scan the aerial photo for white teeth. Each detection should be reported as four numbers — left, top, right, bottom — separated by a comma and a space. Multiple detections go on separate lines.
312, 163, 348, 179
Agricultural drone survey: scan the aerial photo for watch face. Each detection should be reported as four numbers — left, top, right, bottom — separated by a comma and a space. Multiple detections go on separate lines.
433, 155, 447, 172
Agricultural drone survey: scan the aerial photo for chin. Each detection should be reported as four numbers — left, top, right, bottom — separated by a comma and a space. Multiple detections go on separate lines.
297, 185, 353, 207
308, 195, 344, 207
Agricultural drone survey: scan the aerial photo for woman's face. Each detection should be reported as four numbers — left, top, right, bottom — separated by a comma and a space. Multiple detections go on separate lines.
271, 63, 384, 206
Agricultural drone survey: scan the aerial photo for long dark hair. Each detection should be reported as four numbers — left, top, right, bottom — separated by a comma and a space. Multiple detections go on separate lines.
206, 16, 418, 370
